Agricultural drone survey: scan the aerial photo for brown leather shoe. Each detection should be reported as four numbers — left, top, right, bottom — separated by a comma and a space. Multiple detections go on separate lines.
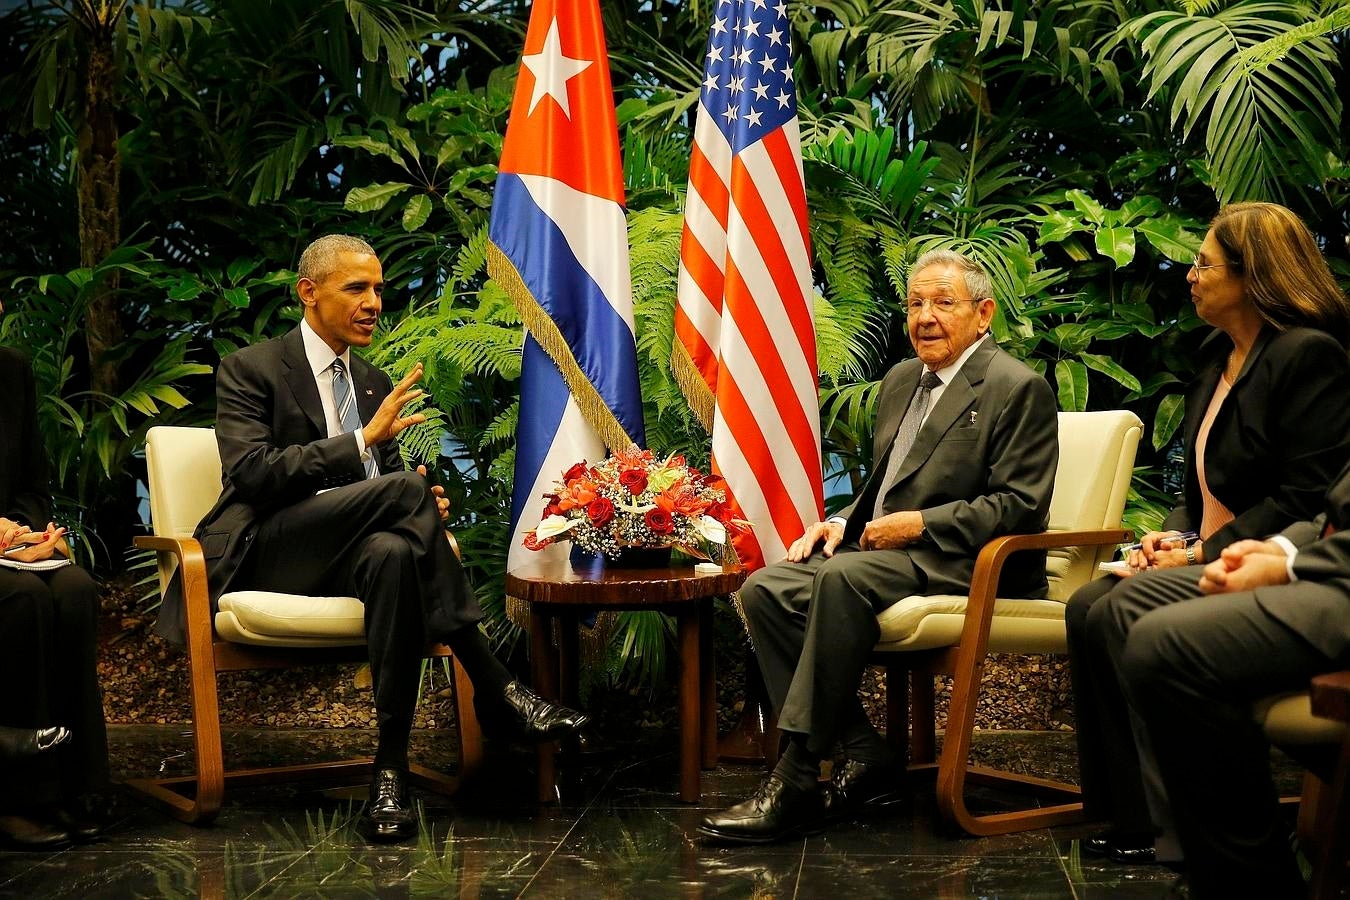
698, 774, 825, 844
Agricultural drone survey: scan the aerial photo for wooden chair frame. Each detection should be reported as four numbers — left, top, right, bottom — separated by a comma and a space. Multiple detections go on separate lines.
877, 527, 1129, 837
1304, 670, 1350, 899
126, 531, 485, 825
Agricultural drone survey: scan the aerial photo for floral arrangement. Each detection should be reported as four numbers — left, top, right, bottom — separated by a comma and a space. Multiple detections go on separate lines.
523, 446, 749, 560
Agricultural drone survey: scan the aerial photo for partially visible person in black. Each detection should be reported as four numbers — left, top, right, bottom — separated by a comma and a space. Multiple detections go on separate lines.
1066, 201, 1350, 865
0, 326, 110, 849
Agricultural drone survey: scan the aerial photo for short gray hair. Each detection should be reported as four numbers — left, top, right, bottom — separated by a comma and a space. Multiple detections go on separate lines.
297, 235, 377, 284
908, 249, 994, 303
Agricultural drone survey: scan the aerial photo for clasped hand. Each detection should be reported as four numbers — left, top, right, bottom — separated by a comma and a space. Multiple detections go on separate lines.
1198, 539, 1290, 594
1124, 530, 1201, 572
0, 518, 67, 563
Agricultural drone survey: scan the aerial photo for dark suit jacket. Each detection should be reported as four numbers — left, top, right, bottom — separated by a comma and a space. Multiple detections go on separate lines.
153, 327, 403, 643
1163, 326, 1350, 558
0, 348, 53, 528
837, 338, 1059, 598
1263, 460, 1350, 662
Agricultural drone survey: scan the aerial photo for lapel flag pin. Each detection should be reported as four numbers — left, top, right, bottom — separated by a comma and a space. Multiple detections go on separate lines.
970, 410, 978, 425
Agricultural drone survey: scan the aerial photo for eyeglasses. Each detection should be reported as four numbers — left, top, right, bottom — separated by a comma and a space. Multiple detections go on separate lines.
1191, 256, 1228, 272
903, 297, 977, 316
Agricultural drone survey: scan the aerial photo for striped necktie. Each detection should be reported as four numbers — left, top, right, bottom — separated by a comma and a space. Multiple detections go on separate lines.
331, 359, 378, 480
872, 369, 942, 519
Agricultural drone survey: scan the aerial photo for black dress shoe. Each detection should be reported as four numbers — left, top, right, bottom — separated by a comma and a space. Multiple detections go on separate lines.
358, 768, 416, 844
484, 682, 591, 743
0, 814, 71, 850
698, 774, 825, 844
47, 804, 107, 843
1083, 833, 1156, 864
0, 726, 70, 762
823, 758, 907, 820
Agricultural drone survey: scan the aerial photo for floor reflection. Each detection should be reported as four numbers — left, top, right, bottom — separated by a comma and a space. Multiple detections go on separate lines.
0, 726, 1306, 898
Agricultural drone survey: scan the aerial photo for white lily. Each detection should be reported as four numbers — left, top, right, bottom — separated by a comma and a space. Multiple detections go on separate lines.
535, 514, 579, 540
693, 515, 727, 544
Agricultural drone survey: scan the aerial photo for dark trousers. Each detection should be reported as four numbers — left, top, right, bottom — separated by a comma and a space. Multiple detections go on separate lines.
0, 564, 108, 809
238, 472, 487, 747
1122, 585, 1333, 898
1067, 567, 1205, 844
740, 545, 922, 759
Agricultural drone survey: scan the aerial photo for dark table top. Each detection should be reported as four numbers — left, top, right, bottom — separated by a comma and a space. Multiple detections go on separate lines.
505, 553, 747, 607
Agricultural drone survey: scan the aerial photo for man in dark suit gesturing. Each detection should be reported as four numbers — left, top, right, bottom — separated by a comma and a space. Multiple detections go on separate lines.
700, 249, 1059, 843
1117, 462, 1350, 897
153, 235, 589, 843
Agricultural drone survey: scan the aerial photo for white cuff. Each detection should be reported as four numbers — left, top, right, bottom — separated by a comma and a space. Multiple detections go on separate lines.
1268, 535, 1299, 582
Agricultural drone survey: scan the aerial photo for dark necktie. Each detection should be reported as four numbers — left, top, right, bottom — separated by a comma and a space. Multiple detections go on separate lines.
332, 359, 378, 480
872, 369, 942, 519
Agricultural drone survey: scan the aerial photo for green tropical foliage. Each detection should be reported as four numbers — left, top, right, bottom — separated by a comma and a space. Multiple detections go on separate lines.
1, 0, 1346, 690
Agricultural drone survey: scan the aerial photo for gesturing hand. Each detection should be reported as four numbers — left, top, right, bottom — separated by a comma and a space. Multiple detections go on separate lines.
362, 362, 428, 447
785, 520, 844, 562
416, 465, 450, 522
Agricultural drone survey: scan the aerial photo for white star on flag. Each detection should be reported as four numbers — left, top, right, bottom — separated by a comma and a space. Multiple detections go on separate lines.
522, 18, 593, 118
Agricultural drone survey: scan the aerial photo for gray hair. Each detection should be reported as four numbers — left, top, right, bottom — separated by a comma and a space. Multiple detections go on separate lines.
909, 249, 994, 303
297, 235, 377, 284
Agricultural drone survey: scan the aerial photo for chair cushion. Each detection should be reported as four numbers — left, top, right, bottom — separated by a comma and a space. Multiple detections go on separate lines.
875, 594, 1068, 653
1254, 691, 1348, 746
215, 591, 367, 648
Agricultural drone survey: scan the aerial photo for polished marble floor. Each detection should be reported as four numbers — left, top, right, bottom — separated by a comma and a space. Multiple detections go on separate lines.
0, 725, 1297, 899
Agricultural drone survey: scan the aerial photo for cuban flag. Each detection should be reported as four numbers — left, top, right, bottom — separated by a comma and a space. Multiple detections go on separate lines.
672, 0, 823, 570
491, 0, 646, 575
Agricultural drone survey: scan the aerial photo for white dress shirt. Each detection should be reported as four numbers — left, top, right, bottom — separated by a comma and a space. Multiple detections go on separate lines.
300, 319, 375, 473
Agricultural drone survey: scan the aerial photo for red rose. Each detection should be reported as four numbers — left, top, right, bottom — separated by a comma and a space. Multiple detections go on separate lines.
644, 507, 674, 535
619, 469, 649, 495
544, 500, 564, 518
706, 500, 731, 522
586, 497, 615, 527
563, 462, 589, 482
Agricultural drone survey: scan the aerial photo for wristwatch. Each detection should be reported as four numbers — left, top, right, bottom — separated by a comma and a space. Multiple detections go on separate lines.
1185, 543, 1198, 565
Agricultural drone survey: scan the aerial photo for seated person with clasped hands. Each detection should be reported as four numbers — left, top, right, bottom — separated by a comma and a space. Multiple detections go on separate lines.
700, 248, 1059, 844
152, 234, 590, 844
0, 332, 109, 849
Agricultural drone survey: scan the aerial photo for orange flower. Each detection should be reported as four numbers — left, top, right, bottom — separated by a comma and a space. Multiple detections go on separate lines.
555, 480, 598, 511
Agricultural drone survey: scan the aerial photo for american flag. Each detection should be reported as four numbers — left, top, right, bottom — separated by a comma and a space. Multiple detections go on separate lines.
672, 0, 823, 570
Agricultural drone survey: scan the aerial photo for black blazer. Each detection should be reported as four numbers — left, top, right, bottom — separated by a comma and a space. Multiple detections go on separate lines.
1163, 326, 1350, 557
0, 348, 53, 528
153, 327, 403, 643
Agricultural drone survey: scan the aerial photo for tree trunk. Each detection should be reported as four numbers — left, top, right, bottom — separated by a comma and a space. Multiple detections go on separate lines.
78, 32, 124, 398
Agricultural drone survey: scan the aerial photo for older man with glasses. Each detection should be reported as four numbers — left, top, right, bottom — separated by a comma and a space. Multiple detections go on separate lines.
699, 248, 1059, 844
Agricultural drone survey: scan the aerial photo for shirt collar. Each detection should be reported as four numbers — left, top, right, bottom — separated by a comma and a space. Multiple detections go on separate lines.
300, 319, 351, 378
929, 332, 988, 383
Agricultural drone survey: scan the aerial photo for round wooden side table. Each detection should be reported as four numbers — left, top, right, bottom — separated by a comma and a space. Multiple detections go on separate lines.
505, 554, 746, 803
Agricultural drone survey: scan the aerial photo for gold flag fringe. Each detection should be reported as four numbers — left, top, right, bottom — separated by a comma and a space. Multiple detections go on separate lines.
671, 341, 716, 433
488, 243, 637, 453
490, 240, 628, 657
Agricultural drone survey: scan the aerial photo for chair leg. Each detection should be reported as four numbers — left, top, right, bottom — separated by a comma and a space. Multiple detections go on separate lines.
1311, 737, 1350, 900
451, 654, 483, 782
909, 670, 936, 765
124, 647, 227, 824
885, 664, 909, 757
935, 653, 1083, 836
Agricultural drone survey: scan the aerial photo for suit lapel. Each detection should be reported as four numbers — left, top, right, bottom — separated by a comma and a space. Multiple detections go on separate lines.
280, 328, 328, 437
889, 338, 994, 487
872, 363, 921, 461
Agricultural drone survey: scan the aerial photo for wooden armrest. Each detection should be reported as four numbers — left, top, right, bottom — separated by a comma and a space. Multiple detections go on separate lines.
952, 528, 1134, 667
445, 530, 461, 561
1310, 670, 1350, 724
134, 533, 217, 654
